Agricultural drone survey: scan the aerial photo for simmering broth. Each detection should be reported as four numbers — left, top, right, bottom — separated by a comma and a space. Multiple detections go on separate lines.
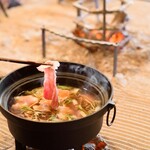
10, 85, 101, 122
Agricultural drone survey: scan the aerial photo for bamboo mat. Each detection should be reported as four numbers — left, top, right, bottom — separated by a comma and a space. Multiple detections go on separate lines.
101, 63, 150, 150
0, 63, 150, 150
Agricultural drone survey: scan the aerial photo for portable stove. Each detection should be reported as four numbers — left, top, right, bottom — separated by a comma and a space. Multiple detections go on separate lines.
15, 134, 109, 150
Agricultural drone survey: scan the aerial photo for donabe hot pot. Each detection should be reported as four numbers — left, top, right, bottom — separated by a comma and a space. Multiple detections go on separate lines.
0, 62, 116, 150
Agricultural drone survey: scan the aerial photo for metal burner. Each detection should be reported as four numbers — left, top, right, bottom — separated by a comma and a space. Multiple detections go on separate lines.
15, 140, 82, 150
15, 134, 109, 150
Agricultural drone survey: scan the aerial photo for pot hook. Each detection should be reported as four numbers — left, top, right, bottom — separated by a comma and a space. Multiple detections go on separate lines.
106, 102, 116, 126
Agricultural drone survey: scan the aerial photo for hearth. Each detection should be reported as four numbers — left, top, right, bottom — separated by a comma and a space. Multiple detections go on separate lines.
72, 0, 130, 50
40, 0, 131, 76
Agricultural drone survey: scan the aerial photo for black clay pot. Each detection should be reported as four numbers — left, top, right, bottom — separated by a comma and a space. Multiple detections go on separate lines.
0, 62, 116, 150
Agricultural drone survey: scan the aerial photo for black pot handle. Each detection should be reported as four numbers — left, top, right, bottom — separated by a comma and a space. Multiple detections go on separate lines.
106, 101, 116, 126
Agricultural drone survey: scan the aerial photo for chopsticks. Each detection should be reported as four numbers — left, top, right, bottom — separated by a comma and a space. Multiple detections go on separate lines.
0, 58, 52, 66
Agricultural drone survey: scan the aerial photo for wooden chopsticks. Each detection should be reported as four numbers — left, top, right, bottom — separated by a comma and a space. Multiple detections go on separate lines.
0, 58, 52, 66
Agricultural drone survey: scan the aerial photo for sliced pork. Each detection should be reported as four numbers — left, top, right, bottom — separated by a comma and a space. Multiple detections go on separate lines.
10, 95, 38, 114
37, 61, 60, 109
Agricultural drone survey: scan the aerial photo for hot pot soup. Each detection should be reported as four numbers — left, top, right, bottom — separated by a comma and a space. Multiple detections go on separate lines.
10, 85, 101, 122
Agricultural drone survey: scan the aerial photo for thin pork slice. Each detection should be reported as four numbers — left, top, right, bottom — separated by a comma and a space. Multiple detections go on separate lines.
37, 61, 60, 109
10, 95, 39, 114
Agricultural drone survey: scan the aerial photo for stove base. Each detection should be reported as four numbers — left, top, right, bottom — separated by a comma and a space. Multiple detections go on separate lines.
15, 134, 109, 150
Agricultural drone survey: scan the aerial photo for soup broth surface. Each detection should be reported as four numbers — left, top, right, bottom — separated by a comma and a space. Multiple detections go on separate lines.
10, 85, 101, 122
